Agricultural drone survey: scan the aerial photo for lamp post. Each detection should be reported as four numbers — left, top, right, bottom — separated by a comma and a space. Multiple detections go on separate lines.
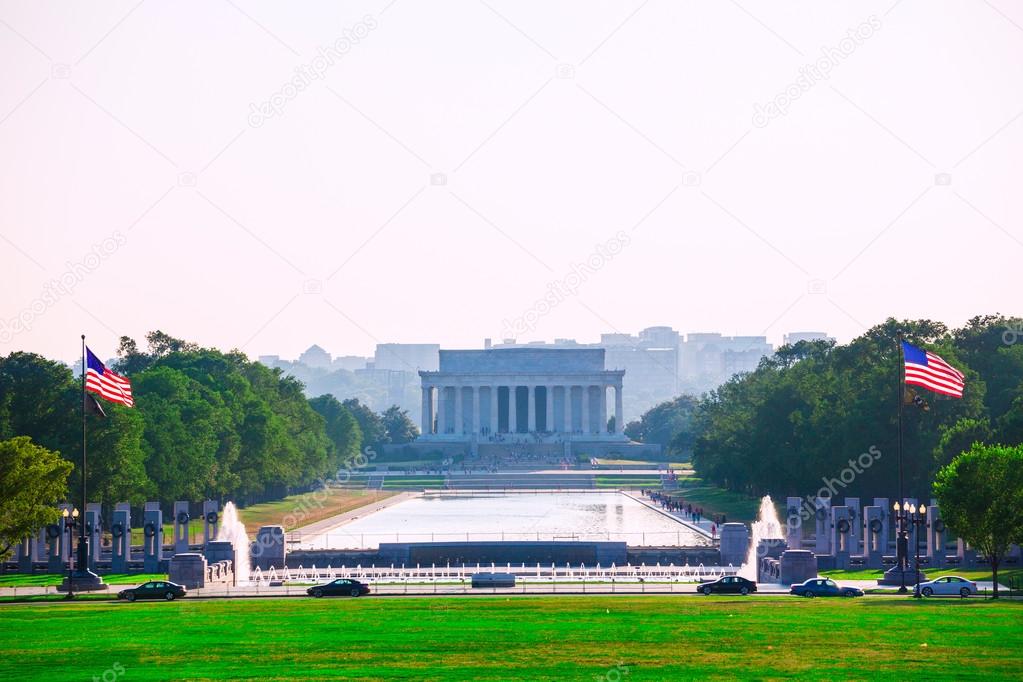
62, 507, 79, 599
893, 501, 908, 594
910, 504, 928, 598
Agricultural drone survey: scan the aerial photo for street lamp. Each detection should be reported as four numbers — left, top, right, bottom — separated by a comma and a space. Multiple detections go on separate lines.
909, 504, 928, 598
893, 501, 909, 594
62, 507, 79, 599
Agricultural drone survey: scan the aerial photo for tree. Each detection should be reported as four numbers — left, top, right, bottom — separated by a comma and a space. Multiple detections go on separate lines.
623, 395, 699, 451
933, 443, 1023, 598
381, 405, 419, 444
0, 437, 73, 561
342, 398, 386, 447
309, 395, 362, 465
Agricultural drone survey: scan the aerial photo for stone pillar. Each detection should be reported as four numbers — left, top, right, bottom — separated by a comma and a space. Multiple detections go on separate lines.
780, 549, 817, 585
472, 385, 480, 436
437, 386, 447, 435
872, 497, 890, 553
173, 501, 190, 554
252, 525, 286, 570
598, 385, 608, 434
830, 506, 851, 567
527, 384, 536, 432
421, 385, 431, 434
143, 507, 164, 573
615, 384, 624, 433
508, 385, 517, 433
85, 503, 102, 570
17, 536, 34, 572
545, 385, 554, 433
844, 497, 861, 555
785, 497, 802, 549
454, 384, 464, 435
926, 505, 943, 562
111, 506, 131, 573
719, 523, 750, 567
581, 385, 590, 434
564, 386, 572, 433
814, 497, 831, 554
490, 386, 498, 435
169, 553, 207, 589
957, 538, 977, 566
203, 500, 219, 547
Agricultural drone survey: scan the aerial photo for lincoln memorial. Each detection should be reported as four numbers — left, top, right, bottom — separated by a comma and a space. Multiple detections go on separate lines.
418, 347, 627, 442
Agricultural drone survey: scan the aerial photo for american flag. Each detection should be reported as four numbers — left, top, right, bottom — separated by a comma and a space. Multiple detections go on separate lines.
902, 340, 964, 398
85, 348, 134, 407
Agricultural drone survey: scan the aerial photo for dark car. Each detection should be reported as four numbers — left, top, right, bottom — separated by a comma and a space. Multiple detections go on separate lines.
118, 580, 187, 602
307, 578, 371, 598
790, 578, 863, 598
699, 575, 757, 595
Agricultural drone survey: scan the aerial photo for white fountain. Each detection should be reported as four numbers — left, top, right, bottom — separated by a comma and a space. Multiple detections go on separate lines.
215, 502, 251, 584
739, 495, 783, 581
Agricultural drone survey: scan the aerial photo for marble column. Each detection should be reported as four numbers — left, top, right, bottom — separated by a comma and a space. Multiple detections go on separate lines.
508, 386, 517, 433
598, 385, 608, 434
437, 386, 447, 435
472, 386, 480, 436
581, 385, 590, 434
421, 385, 431, 434
564, 386, 572, 433
527, 385, 536, 432
454, 384, 464, 435
545, 385, 554, 433
490, 386, 498, 435
615, 384, 624, 433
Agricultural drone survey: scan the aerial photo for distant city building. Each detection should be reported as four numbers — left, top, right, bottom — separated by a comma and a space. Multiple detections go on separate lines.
783, 331, 835, 346
372, 343, 439, 372
679, 333, 774, 393
331, 355, 370, 372
298, 344, 332, 370
258, 355, 281, 368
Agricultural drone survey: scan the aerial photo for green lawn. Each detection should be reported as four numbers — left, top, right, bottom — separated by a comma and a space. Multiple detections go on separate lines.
665, 481, 764, 523
822, 567, 1023, 585
236, 489, 395, 531
0, 596, 1019, 680
0, 573, 165, 588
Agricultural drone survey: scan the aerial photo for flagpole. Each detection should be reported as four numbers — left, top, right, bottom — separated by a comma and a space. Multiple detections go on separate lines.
80, 335, 87, 575
896, 332, 907, 593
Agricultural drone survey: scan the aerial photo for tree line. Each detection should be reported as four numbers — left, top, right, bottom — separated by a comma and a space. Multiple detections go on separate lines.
0, 331, 419, 506
627, 316, 1023, 500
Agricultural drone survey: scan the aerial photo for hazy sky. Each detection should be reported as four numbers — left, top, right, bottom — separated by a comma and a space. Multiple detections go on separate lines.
2, 0, 1021, 364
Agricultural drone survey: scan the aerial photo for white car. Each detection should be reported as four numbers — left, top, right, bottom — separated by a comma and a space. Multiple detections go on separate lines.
917, 575, 977, 597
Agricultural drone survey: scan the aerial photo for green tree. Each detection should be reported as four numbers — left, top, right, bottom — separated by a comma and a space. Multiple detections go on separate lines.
381, 405, 418, 444
342, 398, 386, 447
0, 437, 73, 561
309, 395, 362, 465
933, 443, 1023, 598
624, 395, 699, 453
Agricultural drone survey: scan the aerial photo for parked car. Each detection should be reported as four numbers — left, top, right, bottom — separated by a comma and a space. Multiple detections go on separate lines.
471, 572, 516, 588
789, 578, 863, 598
307, 578, 371, 598
698, 576, 757, 595
118, 581, 187, 602
917, 575, 977, 598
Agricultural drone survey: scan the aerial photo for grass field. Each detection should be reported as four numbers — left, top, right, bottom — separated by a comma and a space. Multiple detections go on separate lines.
821, 567, 1023, 584
236, 489, 395, 531
0, 573, 164, 588
0, 595, 1020, 680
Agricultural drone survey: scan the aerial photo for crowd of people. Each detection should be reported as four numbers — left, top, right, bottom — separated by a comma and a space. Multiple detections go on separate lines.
642, 489, 728, 529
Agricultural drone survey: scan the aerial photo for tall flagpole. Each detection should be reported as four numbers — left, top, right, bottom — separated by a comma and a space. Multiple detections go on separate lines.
896, 332, 907, 592
80, 335, 87, 573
